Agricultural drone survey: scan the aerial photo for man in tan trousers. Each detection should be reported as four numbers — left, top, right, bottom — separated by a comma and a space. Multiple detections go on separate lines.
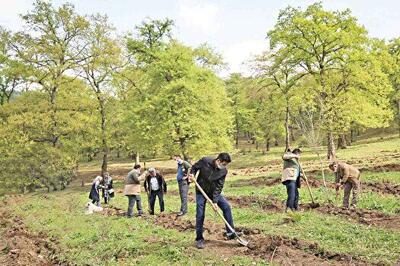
329, 161, 361, 209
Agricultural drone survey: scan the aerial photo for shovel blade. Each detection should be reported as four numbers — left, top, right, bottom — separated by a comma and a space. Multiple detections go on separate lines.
236, 236, 249, 247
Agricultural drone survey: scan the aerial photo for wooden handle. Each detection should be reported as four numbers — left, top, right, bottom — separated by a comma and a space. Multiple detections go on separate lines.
193, 171, 236, 233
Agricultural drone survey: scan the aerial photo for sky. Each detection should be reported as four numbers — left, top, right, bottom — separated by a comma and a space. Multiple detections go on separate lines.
1, 0, 399, 77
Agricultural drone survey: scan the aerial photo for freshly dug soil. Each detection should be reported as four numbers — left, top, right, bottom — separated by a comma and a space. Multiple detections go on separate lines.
227, 195, 400, 230
0, 208, 67, 266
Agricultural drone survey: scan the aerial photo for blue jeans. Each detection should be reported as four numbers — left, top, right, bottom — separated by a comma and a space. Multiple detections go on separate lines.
195, 193, 234, 241
284, 180, 299, 210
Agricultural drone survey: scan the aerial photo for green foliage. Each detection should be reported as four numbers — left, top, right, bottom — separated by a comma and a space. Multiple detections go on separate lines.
124, 42, 232, 159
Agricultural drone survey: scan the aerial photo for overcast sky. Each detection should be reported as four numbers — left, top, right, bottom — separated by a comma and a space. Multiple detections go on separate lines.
1, 0, 399, 77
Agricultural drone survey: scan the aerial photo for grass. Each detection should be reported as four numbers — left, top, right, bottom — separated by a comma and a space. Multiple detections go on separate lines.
8, 187, 259, 266
3, 135, 400, 265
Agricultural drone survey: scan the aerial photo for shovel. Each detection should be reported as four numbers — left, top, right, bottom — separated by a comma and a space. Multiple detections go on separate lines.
192, 171, 249, 247
299, 163, 320, 208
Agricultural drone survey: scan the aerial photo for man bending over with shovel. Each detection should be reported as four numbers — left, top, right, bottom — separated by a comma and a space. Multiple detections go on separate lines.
329, 161, 361, 209
189, 152, 243, 249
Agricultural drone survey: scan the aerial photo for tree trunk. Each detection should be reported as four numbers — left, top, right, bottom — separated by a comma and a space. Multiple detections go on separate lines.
99, 98, 108, 176
337, 134, 347, 149
327, 132, 336, 160
398, 100, 400, 138
290, 125, 296, 142
315, 151, 327, 188
350, 129, 356, 143
50, 88, 59, 147
235, 116, 239, 149
135, 152, 140, 165
266, 138, 270, 151
274, 139, 279, 147
285, 103, 290, 151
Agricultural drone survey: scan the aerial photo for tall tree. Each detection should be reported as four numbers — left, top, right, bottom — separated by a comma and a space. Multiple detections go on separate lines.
11, 0, 89, 147
388, 38, 400, 136
253, 50, 306, 151
0, 27, 28, 105
268, 2, 391, 159
80, 15, 122, 175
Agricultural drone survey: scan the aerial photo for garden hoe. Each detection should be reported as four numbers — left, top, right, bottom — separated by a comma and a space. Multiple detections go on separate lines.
299, 163, 320, 208
193, 171, 249, 247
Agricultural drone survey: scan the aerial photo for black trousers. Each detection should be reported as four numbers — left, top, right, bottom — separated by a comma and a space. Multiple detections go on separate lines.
149, 189, 164, 214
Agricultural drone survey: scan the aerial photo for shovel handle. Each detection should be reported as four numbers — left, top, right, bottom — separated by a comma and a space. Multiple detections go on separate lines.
192, 171, 236, 234
299, 164, 315, 204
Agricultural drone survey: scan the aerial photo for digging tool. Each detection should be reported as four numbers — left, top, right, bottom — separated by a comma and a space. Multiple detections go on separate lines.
192, 171, 249, 247
299, 163, 319, 208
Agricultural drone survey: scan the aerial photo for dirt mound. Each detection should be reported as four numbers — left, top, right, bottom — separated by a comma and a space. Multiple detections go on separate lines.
302, 204, 400, 230
227, 195, 400, 230
0, 209, 67, 266
101, 206, 126, 217
361, 163, 400, 172
246, 235, 371, 265
230, 176, 281, 188
363, 182, 400, 195
100, 206, 377, 264
227, 195, 285, 212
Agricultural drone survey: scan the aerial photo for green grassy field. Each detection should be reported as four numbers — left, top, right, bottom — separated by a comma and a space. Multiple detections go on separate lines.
1, 136, 399, 265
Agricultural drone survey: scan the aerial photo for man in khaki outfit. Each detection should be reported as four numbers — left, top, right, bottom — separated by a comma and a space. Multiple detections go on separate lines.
329, 161, 361, 209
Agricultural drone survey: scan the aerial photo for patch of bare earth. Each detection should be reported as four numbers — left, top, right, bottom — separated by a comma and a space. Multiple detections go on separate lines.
101, 206, 374, 265
226, 195, 400, 230
0, 197, 67, 266
230, 174, 400, 196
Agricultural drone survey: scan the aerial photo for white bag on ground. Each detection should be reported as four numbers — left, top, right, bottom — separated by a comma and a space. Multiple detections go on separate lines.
85, 202, 103, 214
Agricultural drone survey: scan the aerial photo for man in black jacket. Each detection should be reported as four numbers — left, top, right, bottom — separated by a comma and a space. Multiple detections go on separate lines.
144, 168, 167, 215
189, 153, 239, 249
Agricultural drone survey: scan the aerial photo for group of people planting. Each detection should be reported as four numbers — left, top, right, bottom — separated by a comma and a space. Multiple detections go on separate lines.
88, 150, 361, 249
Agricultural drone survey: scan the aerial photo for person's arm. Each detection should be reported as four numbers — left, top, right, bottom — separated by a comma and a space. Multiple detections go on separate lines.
144, 177, 148, 193
162, 176, 167, 193
183, 161, 191, 178
138, 171, 148, 181
341, 166, 350, 184
282, 152, 299, 160
334, 171, 341, 184
190, 159, 202, 175
212, 176, 226, 203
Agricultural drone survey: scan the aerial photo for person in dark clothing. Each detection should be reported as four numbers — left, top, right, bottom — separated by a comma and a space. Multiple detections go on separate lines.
144, 168, 167, 215
189, 152, 240, 249
89, 176, 104, 206
281, 148, 302, 211
102, 172, 114, 204
173, 155, 191, 216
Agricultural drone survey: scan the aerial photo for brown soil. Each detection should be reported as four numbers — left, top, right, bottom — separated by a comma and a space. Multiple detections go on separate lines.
227, 195, 285, 212
360, 163, 400, 172
363, 181, 400, 195
101, 206, 373, 265
0, 207, 67, 265
229, 176, 281, 188
227, 195, 400, 230
230, 174, 399, 196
